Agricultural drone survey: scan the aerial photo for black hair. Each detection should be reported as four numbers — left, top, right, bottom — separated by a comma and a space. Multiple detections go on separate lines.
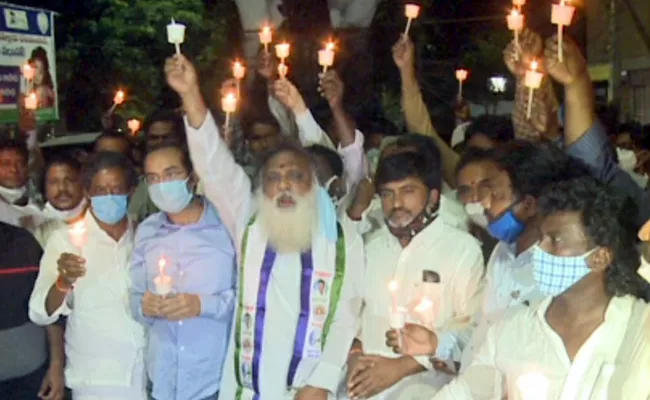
82, 151, 138, 190
465, 115, 514, 146
493, 140, 591, 200
390, 134, 442, 191
143, 109, 184, 138
145, 141, 193, 174
306, 144, 344, 178
455, 147, 497, 177
253, 139, 313, 186
539, 177, 649, 301
41, 152, 82, 194
375, 151, 440, 192
241, 110, 281, 139
93, 130, 131, 152
356, 115, 401, 137
29, 47, 53, 88
0, 137, 28, 162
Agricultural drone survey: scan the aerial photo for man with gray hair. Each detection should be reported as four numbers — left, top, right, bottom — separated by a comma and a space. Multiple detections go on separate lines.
165, 54, 364, 400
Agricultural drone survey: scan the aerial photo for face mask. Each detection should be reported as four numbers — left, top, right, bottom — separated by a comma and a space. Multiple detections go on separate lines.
43, 198, 87, 222
0, 185, 27, 204
532, 245, 596, 296
91, 194, 128, 225
487, 207, 525, 243
148, 178, 193, 214
318, 185, 338, 242
617, 147, 637, 172
386, 203, 438, 244
464, 202, 489, 228
366, 148, 381, 175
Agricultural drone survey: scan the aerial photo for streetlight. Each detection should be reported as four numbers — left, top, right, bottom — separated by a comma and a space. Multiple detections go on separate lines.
489, 76, 507, 94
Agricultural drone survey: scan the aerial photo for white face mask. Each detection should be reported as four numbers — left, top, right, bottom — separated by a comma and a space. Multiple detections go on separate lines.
464, 201, 489, 228
43, 198, 88, 222
617, 147, 637, 172
0, 185, 27, 204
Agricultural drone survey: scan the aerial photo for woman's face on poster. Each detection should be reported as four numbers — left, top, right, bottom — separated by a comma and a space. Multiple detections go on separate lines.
34, 59, 45, 84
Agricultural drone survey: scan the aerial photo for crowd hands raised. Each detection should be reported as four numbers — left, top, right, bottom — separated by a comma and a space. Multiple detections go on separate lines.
1, 14, 650, 400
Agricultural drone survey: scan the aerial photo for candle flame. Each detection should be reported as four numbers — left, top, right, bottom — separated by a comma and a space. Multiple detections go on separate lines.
326, 41, 335, 51
262, 25, 271, 34
114, 90, 125, 104
226, 92, 236, 101
69, 220, 86, 235
531, 60, 538, 71
510, 8, 520, 16
127, 119, 141, 134
158, 257, 167, 276
388, 280, 398, 292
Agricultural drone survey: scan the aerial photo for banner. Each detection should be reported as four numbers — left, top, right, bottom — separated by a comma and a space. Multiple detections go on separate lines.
0, 4, 57, 123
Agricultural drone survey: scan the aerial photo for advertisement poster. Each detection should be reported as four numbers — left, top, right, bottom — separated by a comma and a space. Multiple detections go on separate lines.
0, 4, 57, 123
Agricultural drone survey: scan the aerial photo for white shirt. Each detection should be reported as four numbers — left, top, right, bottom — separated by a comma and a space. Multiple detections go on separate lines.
185, 112, 364, 399
358, 219, 485, 399
0, 199, 46, 229
29, 211, 145, 390
434, 295, 650, 399
461, 242, 543, 370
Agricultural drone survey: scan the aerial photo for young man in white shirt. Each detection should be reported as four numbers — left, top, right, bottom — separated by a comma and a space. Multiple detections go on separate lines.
165, 54, 364, 400
346, 150, 484, 400
393, 177, 650, 398
29, 151, 146, 399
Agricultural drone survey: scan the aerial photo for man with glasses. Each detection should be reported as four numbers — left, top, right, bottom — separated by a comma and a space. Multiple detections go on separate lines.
129, 143, 236, 400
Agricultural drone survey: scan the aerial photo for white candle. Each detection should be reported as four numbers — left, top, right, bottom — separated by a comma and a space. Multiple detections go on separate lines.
154, 257, 172, 296
389, 306, 407, 352
68, 220, 87, 251
388, 279, 399, 312
318, 42, 335, 73
259, 25, 273, 53
167, 18, 186, 56
513, 0, 526, 8
25, 92, 37, 110
517, 373, 549, 400
551, 0, 575, 62
524, 60, 543, 119
404, 4, 420, 37
507, 9, 524, 49
233, 61, 246, 80
278, 63, 288, 79
275, 42, 290, 62
108, 90, 125, 113
221, 92, 237, 129
127, 119, 141, 135
456, 69, 468, 99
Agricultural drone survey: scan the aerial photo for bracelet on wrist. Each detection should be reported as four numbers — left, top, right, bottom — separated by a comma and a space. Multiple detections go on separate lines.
55, 276, 72, 293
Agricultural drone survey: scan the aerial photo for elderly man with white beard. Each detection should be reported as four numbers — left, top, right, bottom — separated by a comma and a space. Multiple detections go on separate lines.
165, 54, 364, 400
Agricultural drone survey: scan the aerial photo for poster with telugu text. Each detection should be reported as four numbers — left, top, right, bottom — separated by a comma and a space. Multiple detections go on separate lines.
0, 4, 57, 123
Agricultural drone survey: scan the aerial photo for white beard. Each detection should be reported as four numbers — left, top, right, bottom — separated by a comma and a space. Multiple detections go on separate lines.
257, 187, 317, 254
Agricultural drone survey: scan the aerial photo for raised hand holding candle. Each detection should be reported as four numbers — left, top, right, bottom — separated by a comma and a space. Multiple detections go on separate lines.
68, 220, 87, 253
259, 25, 273, 53
25, 92, 37, 110
275, 42, 290, 62
127, 119, 141, 135
517, 373, 549, 400
108, 90, 125, 113
154, 257, 172, 296
551, 0, 575, 62
456, 69, 469, 100
404, 4, 420, 38
167, 18, 186, 56
524, 60, 543, 119
507, 9, 524, 49
318, 41, 335, 73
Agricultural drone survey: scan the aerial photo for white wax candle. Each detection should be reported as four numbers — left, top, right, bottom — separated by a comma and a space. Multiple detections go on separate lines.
404, 4, 420, 19
259, 26, 272, 53
167, 18, 186, 55
507, 9, 524, 50
551, 1, 575, 62
517, 373, 549, 400
456, 69, 468, 99
513, 0, 526, 6
318, 43, 335, 72
388, 279, 399, 312
389, 307, 407, 329
278, 63, 288, 79
233, 61, 246, 80
25, 92, 37, 110
113, 90, 125, 105
275, 43, 290, 60
68, 220, 87, 249
221, 93, 237, 114
525, 61, 543, 119
127, 119, 141, 135
154, 258, 172, 296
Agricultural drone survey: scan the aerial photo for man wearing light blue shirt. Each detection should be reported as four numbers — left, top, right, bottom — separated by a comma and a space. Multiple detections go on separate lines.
130, 142, 236, 400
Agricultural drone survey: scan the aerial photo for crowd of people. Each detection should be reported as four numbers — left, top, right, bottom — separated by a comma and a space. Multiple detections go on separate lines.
0, 24, 649, 400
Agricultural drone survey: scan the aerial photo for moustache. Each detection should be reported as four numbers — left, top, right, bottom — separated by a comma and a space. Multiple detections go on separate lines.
54, 192, 73, 201
388, 208, 412, 219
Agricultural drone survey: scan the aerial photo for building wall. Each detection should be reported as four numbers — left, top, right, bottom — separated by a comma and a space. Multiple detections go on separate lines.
586, 0, 650, 123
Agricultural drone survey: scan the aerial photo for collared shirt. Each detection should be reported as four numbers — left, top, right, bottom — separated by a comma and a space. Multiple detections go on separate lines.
130, 200, 236, 400
434, 295, 650, 399
29, 211, 145, 391
360, 219, 484, 399
0, 222, 47, 381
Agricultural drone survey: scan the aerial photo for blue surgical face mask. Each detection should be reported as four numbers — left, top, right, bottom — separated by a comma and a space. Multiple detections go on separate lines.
487, 207, 525, 243
91, 194, 129, 225
318, 185, 338, 242
148, 178, 193, 214
532, 245, 596, 296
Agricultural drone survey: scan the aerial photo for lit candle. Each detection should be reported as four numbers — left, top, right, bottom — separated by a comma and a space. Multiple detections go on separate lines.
513, 0, 526, 10
389, 306, 407, 352
507, 9, 524, 50
524, 60, 543, 119
551, 0, 575, 63
109, 90, 125, 113
24, 92, 37, 110
127, 119, 141, 135
167, 18, 186, 56
68, 220, 87, 252
275, 42, 290, 63
232, 61, 246, 80
456, 69, 469, 100
403, 4, 421, 38
259, 25, 273, 53
154, 257, 172, 296
221, 92, 237, 130
278, 63, 288, 79
318, 41, 335, 73
517, 373, 549, 400
388, 279, 399, 312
